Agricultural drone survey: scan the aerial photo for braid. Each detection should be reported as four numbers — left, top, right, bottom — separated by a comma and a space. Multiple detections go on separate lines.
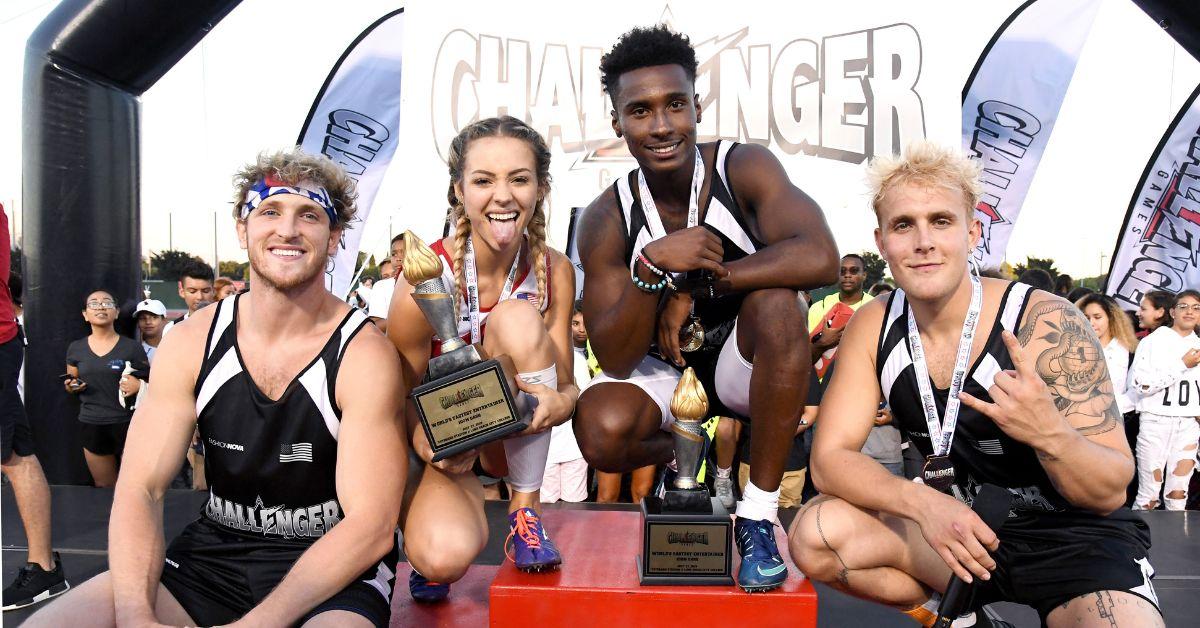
527, 201, 549, 309
451, 204, 471, 314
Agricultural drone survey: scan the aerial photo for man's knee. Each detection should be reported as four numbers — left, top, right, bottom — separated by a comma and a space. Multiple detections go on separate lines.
573, 398, 641, 473
738, 289, 808, 361
788, 498, 850, 584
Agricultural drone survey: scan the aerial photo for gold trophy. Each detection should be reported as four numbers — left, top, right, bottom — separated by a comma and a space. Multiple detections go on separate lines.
638, 368, 734, 585
402, 231, 526, 461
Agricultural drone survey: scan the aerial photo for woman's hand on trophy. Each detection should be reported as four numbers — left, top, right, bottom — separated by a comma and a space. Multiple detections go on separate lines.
515, 378, 575, 434
657, 291, 692, 367
412, 424, 478, 475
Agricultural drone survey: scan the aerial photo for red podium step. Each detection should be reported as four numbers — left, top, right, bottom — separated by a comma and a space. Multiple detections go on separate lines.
489, 509, 817, 627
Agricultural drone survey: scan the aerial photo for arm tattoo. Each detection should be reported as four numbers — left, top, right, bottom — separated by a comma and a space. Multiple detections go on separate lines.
1016, 301, 1123, 436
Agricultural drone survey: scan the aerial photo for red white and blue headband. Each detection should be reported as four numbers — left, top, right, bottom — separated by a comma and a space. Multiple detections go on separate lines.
241, 175, 337, 225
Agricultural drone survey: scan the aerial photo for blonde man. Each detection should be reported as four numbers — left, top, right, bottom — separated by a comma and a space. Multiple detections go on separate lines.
30, 149, 408, 627
788, 141, 1161, 627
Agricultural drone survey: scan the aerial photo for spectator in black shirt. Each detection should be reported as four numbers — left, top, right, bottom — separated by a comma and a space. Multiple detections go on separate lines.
64, 290, 148, 487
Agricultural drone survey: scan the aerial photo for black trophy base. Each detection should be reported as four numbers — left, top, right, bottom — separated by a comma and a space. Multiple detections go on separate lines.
638, 495, 734, 586
412, 357, 527, 462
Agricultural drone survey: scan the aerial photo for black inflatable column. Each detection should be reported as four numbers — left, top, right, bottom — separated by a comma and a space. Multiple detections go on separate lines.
22, 0, 241, 483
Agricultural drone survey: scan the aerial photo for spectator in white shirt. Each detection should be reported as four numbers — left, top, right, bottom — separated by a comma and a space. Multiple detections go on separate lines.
1128, 289, 1200, 510
367, 234, 406, 334
542, 300, 589, 503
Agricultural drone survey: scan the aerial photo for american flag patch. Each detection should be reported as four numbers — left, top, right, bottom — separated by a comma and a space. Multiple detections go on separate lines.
976, 439, 1004, 455
280, 443, 313, 463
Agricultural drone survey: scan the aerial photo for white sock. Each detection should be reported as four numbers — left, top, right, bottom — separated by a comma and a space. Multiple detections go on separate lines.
504, 365, 557, 493
735, 480, 780, 522
715, 465, 732, 479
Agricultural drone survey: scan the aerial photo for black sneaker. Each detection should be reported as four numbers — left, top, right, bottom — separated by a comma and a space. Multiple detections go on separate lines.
2, 552, 69, 611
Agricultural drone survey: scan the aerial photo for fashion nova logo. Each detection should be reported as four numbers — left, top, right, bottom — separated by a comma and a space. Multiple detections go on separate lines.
430, 19, 926, 165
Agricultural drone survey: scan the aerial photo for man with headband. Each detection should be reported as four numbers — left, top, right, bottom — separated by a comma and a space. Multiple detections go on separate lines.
30, 149, 409, 627
789, 142, 1159, 627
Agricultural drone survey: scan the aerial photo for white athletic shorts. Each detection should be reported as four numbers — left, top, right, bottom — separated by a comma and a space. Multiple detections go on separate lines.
587, 320, 753, 428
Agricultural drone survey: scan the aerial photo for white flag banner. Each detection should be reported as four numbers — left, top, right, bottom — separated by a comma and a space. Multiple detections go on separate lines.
377, 0, 1020, 255
297, 9, 405, 298
962, 0, 1100, 269
1107, 84, 1200, 309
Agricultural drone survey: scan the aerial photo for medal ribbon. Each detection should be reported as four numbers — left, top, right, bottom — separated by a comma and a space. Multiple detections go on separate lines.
463, 235, 521, 345
905, 271, 982, 457
636, 148, 705, 247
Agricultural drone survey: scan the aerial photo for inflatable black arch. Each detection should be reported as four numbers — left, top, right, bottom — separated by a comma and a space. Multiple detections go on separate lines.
22, 0, 242, 483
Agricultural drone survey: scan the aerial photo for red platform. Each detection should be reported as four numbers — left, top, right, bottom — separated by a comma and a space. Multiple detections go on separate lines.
489, 509, 818, 628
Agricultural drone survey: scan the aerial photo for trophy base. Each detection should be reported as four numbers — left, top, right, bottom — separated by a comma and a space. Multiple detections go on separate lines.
413, 357, 528, 462
638, 496, 734, 586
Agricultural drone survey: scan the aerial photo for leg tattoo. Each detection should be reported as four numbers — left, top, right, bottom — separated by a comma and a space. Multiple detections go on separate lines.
814, 501, 851, 587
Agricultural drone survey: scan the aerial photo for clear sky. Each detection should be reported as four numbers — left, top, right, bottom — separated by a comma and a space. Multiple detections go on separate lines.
2, 0, 1198, 279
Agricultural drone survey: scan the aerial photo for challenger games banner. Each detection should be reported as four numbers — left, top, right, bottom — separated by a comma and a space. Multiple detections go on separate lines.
365, 0, 1021, 265
1107, 84, 1200, 309
963, 0, 1100, 270
297, 9, 405, 297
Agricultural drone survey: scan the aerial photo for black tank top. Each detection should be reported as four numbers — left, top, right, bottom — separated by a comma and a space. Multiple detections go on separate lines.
613, 140, 765, 354
193, 294, 369, 541
877, 281, 1087, 513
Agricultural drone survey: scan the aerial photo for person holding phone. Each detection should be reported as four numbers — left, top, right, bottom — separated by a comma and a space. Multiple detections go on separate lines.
64, 290, 148, 487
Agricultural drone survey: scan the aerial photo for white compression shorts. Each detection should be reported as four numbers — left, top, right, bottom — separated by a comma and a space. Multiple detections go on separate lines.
587, 320, 753, 428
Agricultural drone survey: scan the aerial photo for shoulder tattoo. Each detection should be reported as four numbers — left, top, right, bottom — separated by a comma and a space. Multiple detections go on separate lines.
1016, 300, 1121, 436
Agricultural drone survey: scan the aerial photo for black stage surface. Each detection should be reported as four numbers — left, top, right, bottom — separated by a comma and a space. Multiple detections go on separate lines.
3, 486, 1197, 626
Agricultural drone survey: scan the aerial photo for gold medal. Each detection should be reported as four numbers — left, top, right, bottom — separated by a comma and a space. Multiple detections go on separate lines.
680, 317, 705, 353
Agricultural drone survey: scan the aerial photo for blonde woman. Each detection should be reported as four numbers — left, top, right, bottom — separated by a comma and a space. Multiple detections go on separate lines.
1076, 293, 1138, 416
388, 116, 577, 601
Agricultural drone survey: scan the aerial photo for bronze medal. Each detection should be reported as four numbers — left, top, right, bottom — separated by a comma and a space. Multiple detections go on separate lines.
680, 317, 705, 353
922, 455, 955, 493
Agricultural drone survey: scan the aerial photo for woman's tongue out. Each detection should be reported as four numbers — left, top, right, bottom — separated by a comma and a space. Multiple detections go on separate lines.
487, 211, 521, 246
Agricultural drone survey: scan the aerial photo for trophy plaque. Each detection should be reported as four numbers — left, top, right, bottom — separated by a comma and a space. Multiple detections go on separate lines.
402, 231, 527, 461
638, 368, 734, 586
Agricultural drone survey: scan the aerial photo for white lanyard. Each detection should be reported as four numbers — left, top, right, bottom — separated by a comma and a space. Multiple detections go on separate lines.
463, 235, 520, 345
906, 271, 982, 457
637, 148, 705, 241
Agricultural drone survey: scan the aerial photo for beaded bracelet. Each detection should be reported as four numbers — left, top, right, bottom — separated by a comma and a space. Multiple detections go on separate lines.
631, 262, 668, 293
637, 253, 676, 290
637, 252, 666, 277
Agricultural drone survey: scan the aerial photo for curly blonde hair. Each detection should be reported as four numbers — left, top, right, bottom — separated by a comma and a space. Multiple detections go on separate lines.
866, 140, 982, 221
231, 148, 358, 230
445, 116, 552, 311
